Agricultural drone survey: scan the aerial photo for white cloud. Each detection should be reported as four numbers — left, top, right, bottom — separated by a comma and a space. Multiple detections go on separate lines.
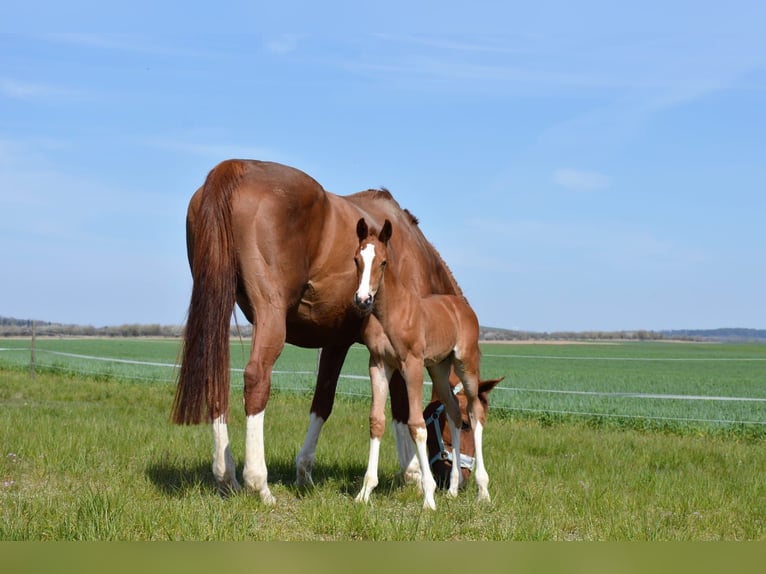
553, 169, 610, 191
265, 35, 300, 54
0, 77, 54, 100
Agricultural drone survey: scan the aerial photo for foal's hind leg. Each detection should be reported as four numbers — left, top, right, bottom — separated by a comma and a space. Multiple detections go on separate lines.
429, 362, 464, 498
390, 370, 421, 487
296, 345, 351, 487
455, 361, 490, 502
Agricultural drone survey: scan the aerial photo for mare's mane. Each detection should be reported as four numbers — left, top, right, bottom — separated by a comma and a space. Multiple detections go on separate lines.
348, 187, 464, 299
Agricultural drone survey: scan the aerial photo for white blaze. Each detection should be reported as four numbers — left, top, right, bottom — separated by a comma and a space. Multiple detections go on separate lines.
355, 242, 377, 302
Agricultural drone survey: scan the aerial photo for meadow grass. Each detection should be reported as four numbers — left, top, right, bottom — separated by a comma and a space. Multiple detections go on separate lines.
1, 366, 765, 540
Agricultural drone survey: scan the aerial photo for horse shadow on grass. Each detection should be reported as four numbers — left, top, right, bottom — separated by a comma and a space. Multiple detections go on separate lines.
145, 455, 400, 500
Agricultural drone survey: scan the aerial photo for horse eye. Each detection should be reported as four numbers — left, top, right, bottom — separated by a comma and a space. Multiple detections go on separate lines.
381, 260, 387, 268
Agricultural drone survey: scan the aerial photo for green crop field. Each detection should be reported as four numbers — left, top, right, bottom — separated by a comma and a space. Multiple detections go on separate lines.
1, 337, 765, 540
1, 337, 764, 433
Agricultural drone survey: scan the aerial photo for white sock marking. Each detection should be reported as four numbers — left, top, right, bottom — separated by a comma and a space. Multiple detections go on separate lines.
243, 412, 275, 505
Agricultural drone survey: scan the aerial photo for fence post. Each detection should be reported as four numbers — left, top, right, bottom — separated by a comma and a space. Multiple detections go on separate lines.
30, 320, 36, 380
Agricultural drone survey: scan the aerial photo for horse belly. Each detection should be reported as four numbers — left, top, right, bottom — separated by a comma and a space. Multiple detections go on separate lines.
286, 278, 361, 347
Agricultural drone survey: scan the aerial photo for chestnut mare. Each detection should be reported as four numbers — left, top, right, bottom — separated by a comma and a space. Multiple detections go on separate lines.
353, 218, 492, 509
171, 159, 463, 504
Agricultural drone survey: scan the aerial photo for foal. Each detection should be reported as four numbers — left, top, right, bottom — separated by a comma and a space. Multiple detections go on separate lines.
353, 217, 491, 509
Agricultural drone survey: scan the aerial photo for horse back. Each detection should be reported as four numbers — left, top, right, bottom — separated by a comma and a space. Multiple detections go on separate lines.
421, 294, 480, 365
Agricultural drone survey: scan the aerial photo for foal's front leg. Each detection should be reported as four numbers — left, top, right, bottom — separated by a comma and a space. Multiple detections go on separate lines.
355, 359, 392, 503
403, 357, 437, 510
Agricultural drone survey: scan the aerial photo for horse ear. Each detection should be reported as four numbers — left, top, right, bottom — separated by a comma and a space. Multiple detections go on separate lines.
379, 219, 392, 245
478, 376, 504, 396
356, 218, 368, 241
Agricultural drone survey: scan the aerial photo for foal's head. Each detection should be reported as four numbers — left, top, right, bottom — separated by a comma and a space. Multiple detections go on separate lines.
353, 217, 392, 314
425, 376, 504, 489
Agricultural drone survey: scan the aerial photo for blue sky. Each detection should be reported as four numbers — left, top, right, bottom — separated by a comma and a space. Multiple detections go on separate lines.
1, 3, 765, 332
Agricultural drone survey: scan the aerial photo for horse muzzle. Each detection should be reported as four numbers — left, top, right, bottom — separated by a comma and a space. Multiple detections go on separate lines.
353, 293, 374, 314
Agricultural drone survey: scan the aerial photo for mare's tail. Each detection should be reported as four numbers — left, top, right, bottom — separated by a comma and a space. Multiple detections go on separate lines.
171, 161, 245, 425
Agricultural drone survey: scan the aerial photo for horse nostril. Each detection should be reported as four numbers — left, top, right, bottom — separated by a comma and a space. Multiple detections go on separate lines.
354, 293, 373, 309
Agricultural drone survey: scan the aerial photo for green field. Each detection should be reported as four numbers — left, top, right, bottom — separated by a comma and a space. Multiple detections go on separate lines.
1, 337, 765, 433
1, 337, 765, 540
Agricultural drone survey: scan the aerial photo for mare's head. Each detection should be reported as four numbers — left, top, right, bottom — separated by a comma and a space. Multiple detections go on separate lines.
425, 376, 504, 489
353, 217, 392, 315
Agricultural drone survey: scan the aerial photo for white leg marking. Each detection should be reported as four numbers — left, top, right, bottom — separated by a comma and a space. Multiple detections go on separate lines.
472, 420, 490, 502
296, 412, 325, 487
446, 414, 462, 498
355, 243, 376, 302
393, 422, 421, 487
413, 427, 437, 510
243, 412, 276, 505
212, 415, 240, 493
355, 437, 381, 503
356, 361, 389, 503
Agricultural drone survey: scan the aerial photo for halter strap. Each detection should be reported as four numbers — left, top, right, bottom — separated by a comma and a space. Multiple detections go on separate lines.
424, 384, 475, 471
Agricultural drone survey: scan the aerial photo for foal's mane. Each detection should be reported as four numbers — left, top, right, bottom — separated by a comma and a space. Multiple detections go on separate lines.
350, 187, 464, 299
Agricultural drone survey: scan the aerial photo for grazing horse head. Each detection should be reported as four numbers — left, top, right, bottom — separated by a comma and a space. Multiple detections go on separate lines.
353, 217, 392, 314
424, 376, 504, 489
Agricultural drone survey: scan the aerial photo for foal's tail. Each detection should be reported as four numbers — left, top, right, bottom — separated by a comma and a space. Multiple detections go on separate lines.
171, 161, 245, 425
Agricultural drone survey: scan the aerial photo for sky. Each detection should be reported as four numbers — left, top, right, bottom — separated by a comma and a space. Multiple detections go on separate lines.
1, 2, 765, 332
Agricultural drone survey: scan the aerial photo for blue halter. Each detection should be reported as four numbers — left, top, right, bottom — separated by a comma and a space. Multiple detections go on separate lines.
424, 383, 475, 471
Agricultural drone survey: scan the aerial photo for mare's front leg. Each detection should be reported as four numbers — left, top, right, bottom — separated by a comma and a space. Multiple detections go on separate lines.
296, 345, 351, 487
403, 356, 437, 510
356, 358, 392, 503
242, 309, 286, 505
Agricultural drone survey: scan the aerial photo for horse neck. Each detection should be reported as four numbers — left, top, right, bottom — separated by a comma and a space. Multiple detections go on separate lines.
374, 265, 416, 327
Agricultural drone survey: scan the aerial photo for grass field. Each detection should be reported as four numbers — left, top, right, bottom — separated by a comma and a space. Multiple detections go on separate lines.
1, 338, 765, 540
1, 337, 765, 433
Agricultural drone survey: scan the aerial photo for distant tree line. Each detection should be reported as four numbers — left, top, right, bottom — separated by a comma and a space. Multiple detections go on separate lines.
0, 316, 257, 338
1, 316, 763, 342
479, 327, 666, 342
480, 326, 766, 343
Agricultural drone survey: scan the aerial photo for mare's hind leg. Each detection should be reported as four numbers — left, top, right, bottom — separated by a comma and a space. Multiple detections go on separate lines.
212, 415, 241, 494
242, 308, 286, 505
356, 358, 392, 503
390, 370, 421, 487
296, 345, 351, 487
429, 362, 464, 498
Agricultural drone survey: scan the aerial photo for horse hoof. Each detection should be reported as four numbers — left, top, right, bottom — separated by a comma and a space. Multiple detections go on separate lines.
402, 469, 422, 486
295, 471, 315, 489
215, 478, 242, 497
260, 490, 277, 506
355, 491, 370, 504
